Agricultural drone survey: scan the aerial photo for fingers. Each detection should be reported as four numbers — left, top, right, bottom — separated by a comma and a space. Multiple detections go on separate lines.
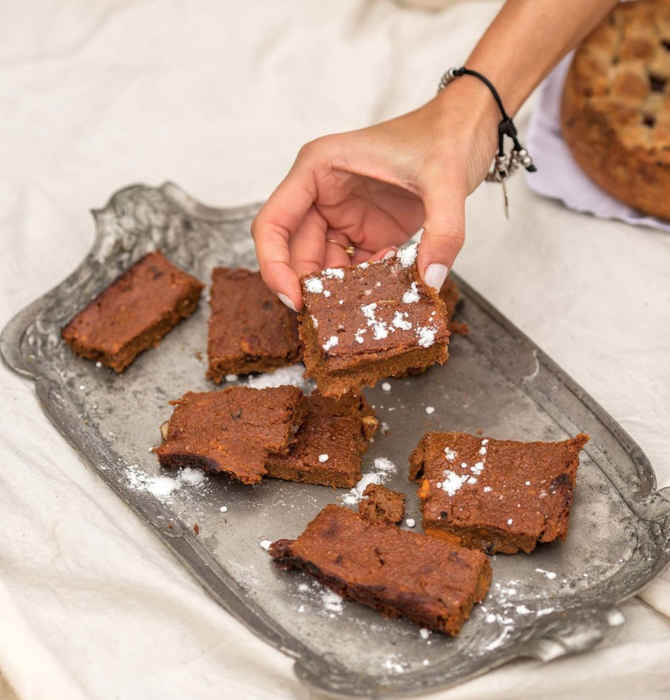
251, 154, 319, 311
417, 181, 467, 291
323, 232, 353, 269
288, 206, 328, 280
368, 246, 399, 263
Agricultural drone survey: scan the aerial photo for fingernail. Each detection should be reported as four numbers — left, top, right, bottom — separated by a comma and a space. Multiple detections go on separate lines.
382, 248, 398, 260
278, 293, 297, 312
423, 263, 448, 291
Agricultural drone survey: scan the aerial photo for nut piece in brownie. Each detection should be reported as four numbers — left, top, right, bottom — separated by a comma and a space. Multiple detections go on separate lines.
265, 393, 377, 488
298, 244, 450, 397
155, 386, 305, 484
270, 504, 491, 635
410, 432, 590, 554
62, 252, 204, 373
207, 268, 301, 382
359, 484, 406, 524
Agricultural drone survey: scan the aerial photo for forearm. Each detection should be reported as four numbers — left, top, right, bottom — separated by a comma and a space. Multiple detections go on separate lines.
456, 0, 617, 116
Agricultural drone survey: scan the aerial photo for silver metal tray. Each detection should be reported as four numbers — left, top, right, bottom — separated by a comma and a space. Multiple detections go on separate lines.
3, 182, 670, 698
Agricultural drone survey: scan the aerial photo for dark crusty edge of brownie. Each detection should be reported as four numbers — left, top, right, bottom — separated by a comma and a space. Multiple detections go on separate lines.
155, 388, 308, 485
410, 433, 589, 555
270, 534, 491, 635
62, 255, 204, 373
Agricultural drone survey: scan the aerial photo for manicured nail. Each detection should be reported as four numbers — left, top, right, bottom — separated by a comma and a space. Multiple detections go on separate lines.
423, 264, 448, 291
278, 293, 297, 312
382, 248, 398, 260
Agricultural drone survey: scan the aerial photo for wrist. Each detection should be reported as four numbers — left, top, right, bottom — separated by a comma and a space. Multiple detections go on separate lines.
432, 76, 499, 153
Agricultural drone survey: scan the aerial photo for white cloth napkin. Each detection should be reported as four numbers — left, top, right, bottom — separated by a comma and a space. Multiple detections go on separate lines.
525, 54, 670, 233
1, 2, 670, 700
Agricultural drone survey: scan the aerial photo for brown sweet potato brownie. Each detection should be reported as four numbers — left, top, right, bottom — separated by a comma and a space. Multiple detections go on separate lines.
270, 504, 491, 635
265, 393, 377, 488
207, 268, 301, 382
298, 244, 450, 397
410, 432, 590, 554
358, 484, 406, 524
155, 386, 305, 484
62, 251, 204, 372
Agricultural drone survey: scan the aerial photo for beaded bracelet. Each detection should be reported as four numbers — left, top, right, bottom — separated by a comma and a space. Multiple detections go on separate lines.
438, 67, 536, 218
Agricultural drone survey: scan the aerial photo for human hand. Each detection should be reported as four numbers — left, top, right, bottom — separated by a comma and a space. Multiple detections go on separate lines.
251, 78, 499, 311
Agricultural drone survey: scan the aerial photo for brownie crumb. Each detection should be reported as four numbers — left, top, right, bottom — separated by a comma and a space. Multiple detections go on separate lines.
359, 484, 406, 524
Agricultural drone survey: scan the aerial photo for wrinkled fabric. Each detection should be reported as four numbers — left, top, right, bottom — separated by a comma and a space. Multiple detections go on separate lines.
1, 1, 670, 699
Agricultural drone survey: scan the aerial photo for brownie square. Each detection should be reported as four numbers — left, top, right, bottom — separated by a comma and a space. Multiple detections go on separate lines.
358, 484, 406, 524
265, 393, 377, 488
207, 268, 301, 382
62, 252, 204, 373
410, 432, 590, 554
270, 504, 491, 635
155, 386, 305, 484
298, 243, 450, 397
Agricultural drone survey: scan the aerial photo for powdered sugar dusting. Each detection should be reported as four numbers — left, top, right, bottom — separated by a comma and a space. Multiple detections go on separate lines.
341, 457, 396, 505
392, 311, 412, 331
397, 243, 418, 267
402, 282, 420, 304
440, 470, 468, 496
322, 336, 339, 351
416, 325, 437, 348
361, 302, 389, 340
126, 465, 206, 499
304, 277, 323, 294
323, 268, 345, 279
246, 364, 310, 391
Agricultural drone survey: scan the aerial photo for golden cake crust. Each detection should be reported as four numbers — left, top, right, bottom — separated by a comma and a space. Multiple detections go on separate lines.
561, 0, 670, 220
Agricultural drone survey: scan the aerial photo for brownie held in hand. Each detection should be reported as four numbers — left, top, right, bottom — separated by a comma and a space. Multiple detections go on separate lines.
156, 386, 305, 484
265, 393, 377, 488
269, 504, 491, 635
410, 431, 590, 554
62, 252, 204, 372
207, 268, 301, 382
298, 244, 450, 397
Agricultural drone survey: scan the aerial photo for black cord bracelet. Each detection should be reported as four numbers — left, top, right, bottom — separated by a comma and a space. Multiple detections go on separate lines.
438, 66, 536, 216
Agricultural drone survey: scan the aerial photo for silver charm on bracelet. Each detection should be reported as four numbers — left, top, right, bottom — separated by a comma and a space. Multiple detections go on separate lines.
438, 67, 536, 219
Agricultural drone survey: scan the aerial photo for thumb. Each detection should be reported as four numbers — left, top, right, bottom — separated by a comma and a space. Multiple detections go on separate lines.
417, 183, 466, 291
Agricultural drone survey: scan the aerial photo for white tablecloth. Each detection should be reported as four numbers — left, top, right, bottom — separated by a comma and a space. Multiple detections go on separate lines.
1, 1, 670, 699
